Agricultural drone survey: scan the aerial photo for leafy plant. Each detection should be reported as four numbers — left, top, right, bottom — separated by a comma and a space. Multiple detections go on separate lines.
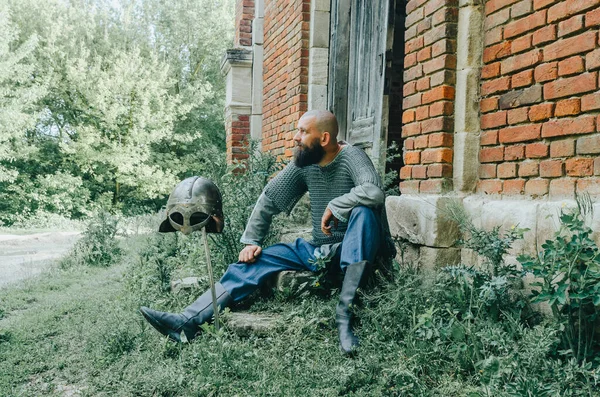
519, 194, 600, 362
61, 210, 122, 268
308, 248, 334, 290
444, 200, 528, 276
383, 141, 402, 196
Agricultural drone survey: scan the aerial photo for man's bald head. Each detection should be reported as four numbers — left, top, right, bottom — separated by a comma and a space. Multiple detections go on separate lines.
300, 110, 339, 142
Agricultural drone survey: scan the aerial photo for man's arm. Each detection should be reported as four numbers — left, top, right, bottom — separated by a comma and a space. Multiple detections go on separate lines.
238, 163, 308, 262
239, 192, 281, 256
324, 147, 385, 226
321, 183, 384, 235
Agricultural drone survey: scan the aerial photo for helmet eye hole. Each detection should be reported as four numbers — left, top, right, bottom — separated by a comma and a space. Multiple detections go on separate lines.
169, 212, 184, 225
190, 212, 210, 226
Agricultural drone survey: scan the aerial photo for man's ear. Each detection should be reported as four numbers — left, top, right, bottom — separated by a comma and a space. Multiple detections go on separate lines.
320, 131, 331, 146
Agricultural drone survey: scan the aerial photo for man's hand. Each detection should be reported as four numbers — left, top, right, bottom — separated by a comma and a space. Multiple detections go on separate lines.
239, 244, 262, 263
321, 207, 339, 236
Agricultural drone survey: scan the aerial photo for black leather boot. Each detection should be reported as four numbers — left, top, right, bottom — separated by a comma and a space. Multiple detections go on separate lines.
336, 260, 368, 355
140, 282, 232, 342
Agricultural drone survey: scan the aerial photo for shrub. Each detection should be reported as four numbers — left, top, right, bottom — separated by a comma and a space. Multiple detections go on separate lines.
60, 210, 122, 268
201, 141, 286, 266
519, 194, 600, 363
126, 144, 289, 308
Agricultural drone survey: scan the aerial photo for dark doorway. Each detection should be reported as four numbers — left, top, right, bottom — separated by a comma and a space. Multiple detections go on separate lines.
384, 0, 406, 190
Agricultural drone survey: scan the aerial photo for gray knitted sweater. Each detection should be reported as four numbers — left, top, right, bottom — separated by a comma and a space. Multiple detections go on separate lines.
240, 144, 393, 258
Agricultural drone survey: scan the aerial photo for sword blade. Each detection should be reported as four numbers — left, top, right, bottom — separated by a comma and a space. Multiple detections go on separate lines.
202, 227, 220, 331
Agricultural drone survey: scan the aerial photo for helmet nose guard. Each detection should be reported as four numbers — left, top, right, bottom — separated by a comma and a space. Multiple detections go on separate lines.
159, 176, 224, 234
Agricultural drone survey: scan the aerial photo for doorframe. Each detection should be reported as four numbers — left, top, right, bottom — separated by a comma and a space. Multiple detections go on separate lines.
327, 0, 405, 175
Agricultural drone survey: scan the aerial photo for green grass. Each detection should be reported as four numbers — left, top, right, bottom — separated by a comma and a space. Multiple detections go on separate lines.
1, 235, 599, 396
0, 265, 380, 396
0, 253, 463, 396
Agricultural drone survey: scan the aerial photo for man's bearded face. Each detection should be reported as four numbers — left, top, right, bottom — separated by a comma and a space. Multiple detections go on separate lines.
294, 136, 325, 167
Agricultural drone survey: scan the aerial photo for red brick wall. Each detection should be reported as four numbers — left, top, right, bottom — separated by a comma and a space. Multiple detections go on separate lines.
235, 0, 255, 47
399, 0, 459, 195
479, 0, 600, 197
262, 0, 310, 158
226, 113, 250, 163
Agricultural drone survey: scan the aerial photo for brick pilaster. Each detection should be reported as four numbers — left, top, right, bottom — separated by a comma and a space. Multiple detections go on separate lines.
400, 0, 459, 194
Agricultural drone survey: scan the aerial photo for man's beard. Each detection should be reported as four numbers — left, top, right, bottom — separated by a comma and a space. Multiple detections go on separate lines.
294, 142, 325, 167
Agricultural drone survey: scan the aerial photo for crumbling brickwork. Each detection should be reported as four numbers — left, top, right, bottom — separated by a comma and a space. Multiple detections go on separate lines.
479, 0, 600, 197
262, 0, 310, 158
235, 0, 255, 47
226, 113, 250, 162
399, 0, 459, 195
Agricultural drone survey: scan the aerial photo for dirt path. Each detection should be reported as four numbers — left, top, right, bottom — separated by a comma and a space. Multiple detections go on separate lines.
0, 231, 81, 288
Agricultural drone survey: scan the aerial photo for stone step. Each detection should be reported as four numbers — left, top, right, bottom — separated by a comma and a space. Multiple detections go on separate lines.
223, 312, 280, 336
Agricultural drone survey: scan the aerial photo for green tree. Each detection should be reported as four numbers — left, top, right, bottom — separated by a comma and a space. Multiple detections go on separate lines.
0, 0, 234, 223
0, 3, 47, 183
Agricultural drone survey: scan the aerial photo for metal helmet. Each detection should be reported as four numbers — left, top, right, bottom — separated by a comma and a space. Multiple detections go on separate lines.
158, 176, 224, 235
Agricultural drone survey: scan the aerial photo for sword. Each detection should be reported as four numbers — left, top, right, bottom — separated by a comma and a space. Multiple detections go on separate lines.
202, 227, 220, 331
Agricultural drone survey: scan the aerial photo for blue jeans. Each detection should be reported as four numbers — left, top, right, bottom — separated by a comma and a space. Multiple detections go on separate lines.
220, 206, 382, 302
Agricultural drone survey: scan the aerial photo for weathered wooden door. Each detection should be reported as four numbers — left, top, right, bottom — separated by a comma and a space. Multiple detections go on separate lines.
329, 0, 390, 171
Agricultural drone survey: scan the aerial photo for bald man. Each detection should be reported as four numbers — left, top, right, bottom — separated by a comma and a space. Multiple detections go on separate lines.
141, 110, 394, 355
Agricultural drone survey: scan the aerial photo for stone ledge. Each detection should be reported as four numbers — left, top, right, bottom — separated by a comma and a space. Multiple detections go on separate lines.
386, 195, 460, 248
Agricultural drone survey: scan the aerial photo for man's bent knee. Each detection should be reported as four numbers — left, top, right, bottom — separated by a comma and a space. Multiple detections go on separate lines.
349, 206, 378, 222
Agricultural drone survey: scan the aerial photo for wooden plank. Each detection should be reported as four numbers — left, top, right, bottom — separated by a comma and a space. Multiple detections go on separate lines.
327, 0, 351, 140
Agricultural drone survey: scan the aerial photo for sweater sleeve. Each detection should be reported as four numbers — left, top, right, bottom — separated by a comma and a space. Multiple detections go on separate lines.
327, 183, 385, 222
240, 193, 280, 246
240, 162, 308, 246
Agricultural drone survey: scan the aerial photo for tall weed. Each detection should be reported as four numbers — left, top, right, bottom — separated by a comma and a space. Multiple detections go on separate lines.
196, 142, 287, 265
60, 210, 121, 268
126, 144, 291, 308
519, 193, 600, 363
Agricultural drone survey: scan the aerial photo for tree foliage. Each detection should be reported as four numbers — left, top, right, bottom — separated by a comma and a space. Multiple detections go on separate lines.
0, 0, 234, 224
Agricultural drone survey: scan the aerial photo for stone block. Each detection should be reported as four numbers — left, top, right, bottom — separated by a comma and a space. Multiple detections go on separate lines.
453, 131, 480, 193
274, 270, 314, 294
419, 246, 461, 271
393, 239, 420, 269
386, 195, 461, 248
309, 47, 329, 86
312, 0, 330, 12
455, 68, 482, 133
170, 277, 201, 294
222, 50, 253, 108
251, 46, 264, 113
462, 195, 484, 229
498, 85, 542, 109
536, 200, 573, 250
456, 5, 484, 70
310, 10, 330, 48
461, 248, 484, 268
250, 115, 262, 142
480, 199, 539, 256
308, 84, 327, 111
225, 312, 280, 336
255, 0, 264, 18
591, 202, 600, 246
279, 227, 312, 243
252, 18, 264, 45
460, 0, 483, 6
